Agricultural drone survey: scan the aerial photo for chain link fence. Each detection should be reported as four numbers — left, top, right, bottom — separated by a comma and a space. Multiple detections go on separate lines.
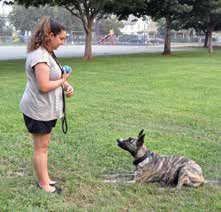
0, 18, 220, 46
0, 32, 209, 46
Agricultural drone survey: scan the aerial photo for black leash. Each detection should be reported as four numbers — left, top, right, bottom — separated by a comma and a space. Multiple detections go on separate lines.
51, 52, 68, 134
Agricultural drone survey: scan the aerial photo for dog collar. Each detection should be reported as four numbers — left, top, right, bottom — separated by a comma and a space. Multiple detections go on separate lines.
133, 151, 153, 166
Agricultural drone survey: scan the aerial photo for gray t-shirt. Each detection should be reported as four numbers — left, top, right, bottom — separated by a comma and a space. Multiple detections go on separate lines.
20, 47, 63, 121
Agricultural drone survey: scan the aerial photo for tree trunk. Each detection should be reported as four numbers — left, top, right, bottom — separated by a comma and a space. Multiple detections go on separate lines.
207, 15, 214, 53
207, 30, 213, 53
162, 17, 171, 55
83, 17, 94, 60
84, 30, 93, 60
204, 31, 208, 48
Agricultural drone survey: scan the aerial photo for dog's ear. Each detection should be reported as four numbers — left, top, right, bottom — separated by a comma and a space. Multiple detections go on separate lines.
137, 134, 145, 147
138, 129, 144, 138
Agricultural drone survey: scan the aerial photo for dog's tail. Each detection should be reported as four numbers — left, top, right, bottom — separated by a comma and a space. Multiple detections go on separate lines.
205, 178, 221, 186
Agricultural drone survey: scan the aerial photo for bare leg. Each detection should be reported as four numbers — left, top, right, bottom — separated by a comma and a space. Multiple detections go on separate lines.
32, 133, 55, 192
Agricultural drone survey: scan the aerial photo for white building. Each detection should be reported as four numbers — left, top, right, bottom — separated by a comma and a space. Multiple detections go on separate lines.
120, 15, 158, 39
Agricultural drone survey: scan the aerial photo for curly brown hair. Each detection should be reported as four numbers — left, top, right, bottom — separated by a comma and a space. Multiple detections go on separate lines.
27, 16, 65, 52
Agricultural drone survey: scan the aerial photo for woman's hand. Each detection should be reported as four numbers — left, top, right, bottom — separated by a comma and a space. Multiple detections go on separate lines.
64, 84, 74, 97
62, 71, 71, 81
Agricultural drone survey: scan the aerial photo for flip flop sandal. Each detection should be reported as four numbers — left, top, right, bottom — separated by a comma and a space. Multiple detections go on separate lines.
37, 183, 62, 194
49, 180, 57, 186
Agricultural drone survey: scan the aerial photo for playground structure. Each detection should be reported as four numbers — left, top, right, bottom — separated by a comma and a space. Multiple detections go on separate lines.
98, 29, 117, 44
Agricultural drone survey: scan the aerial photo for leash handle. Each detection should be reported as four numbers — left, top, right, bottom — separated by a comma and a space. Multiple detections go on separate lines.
51, 52, 68, 134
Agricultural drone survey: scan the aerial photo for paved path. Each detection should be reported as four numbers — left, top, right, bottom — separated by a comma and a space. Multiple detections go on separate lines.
0, 43, 200, 60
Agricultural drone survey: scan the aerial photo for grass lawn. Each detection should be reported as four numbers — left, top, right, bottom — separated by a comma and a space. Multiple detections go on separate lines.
0, 48, 220, 211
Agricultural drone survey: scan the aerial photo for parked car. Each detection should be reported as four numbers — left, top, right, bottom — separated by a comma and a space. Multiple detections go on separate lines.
128, 38, 145, 44
147, 38, 164, 44
118, 34, 145, 44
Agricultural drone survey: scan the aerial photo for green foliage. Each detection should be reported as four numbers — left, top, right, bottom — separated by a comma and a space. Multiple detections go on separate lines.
8, 5, 83, 33
0, 18, 4, 32
144, 0, 191, 21
0, 16, 13, 36
0, 50, 221, 210
176, 0, 221, 32
9, 0, 111, 20
104, 0, 192, 24
104, 0, 146, 20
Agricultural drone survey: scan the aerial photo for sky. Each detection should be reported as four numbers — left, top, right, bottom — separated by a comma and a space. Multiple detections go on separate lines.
0, 1, 12, 16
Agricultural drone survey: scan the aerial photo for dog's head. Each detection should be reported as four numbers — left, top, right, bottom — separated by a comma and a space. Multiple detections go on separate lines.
117, 129, 145, 157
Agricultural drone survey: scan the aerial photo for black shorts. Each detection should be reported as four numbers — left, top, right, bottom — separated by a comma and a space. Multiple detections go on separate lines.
23, 114, 57, 134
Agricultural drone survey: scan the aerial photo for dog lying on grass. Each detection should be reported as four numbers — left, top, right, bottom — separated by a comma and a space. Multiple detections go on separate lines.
116, 129, 205, 189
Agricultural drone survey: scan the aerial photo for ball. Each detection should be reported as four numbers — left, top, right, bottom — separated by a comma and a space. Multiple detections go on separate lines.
62, 65, 72, 74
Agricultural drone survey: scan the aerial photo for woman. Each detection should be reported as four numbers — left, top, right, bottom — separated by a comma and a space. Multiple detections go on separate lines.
20, 16, 74, 193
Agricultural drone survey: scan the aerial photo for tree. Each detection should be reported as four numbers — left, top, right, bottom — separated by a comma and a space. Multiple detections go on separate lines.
105, 0, 193, 55
174, 0, 221, 53
137, 0, 193, 55
8, 5, 83, 34
6, 0, 114, 60
0, 15, 12, 37
0, 18, 5, 35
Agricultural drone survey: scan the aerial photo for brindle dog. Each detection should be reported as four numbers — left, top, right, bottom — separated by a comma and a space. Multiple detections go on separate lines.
116, 129, 204, 188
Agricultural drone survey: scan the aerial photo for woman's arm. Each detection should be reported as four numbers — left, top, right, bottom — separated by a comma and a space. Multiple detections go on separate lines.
35, 63, 70, 92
